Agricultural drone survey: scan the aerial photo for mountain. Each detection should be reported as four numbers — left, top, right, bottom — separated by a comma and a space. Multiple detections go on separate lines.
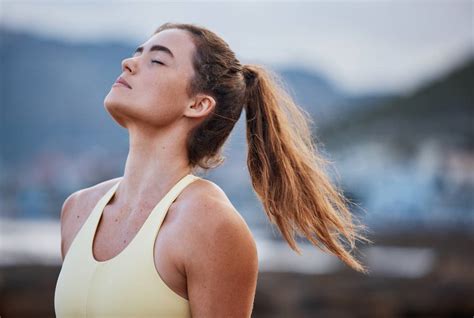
0, 28, 379, 223
313, 57, 474, 229
318, 57, 474, 151
4, 27, 470, 230
275, 67, 396, 129
0, 27, 392, 165
0, 28, 131, 164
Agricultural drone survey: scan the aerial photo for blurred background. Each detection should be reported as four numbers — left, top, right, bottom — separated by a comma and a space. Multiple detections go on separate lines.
0, 0, 473, 317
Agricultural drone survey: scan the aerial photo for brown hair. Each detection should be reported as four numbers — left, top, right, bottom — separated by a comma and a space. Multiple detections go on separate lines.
154, 22, 371, 273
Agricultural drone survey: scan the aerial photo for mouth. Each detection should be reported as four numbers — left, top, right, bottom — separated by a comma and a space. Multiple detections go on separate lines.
114, 76, 132, 89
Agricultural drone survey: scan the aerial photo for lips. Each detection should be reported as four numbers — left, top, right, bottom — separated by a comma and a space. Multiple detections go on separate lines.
115, 76, 132, 89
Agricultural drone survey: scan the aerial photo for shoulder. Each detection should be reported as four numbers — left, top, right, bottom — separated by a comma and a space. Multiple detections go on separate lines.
60, 177, 122, 259
60, 177, 121, 222
174, 178, 259, 315
176, 177, 255, 243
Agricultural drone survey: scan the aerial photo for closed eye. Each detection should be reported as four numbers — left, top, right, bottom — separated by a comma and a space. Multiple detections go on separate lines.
152, 60, 164, 65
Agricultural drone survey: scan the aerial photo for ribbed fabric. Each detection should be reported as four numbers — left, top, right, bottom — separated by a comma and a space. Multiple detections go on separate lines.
54, 174, 200, 317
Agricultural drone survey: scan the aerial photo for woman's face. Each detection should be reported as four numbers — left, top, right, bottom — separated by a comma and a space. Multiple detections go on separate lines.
104, 29, 197, 129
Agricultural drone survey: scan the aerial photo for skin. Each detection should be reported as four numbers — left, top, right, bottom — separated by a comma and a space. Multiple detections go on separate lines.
60, 29, 259, 317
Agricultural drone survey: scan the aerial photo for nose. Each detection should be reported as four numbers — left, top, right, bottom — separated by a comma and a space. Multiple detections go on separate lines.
121, 56, 137, 74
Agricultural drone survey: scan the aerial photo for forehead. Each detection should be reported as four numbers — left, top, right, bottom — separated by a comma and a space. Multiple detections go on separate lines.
142, 29, 195, 68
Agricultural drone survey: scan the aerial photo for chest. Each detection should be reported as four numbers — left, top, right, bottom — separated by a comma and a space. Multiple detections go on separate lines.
91, 202, 188, 300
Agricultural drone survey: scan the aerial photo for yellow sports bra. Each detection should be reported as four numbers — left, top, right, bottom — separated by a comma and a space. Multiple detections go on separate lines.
54, 174, 200, 317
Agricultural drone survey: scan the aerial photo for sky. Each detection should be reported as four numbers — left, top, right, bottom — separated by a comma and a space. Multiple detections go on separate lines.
1, 0, 472, 95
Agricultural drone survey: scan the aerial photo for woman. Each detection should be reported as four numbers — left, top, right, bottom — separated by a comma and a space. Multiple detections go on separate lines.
54, 22, 369, 317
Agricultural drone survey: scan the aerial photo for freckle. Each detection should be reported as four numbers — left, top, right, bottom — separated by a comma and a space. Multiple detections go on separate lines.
76, 215, 80, 218
123, 240, 126, 243
115, 218, 118, 222
162, 146, 165, 149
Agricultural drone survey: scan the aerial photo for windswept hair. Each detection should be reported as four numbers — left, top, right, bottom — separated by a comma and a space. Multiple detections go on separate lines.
154, 22, 371, 273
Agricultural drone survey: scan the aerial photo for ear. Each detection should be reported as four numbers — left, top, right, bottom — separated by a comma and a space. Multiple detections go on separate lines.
184, 94, 216, 119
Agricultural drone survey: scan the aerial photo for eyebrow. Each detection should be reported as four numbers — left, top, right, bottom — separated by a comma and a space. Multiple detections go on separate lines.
133, 44, 175, 59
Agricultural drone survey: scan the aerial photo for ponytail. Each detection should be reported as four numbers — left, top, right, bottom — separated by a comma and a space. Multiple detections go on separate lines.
242, 64, 370, 273
152, 22, 370, 272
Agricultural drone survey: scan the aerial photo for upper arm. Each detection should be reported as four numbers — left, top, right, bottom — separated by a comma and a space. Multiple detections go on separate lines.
184, 200, 259, 317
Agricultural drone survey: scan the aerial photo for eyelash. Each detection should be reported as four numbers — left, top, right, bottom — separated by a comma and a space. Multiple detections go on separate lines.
152, 60, 164, 65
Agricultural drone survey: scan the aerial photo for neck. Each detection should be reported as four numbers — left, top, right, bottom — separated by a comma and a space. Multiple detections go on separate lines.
114, 123, 192, 210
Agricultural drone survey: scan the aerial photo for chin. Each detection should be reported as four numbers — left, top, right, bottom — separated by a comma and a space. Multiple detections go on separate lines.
103, 96, 130, 129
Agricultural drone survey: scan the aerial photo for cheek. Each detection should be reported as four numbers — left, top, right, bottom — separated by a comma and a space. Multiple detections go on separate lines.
145, 79, 188, 114
127, 90, 184, 128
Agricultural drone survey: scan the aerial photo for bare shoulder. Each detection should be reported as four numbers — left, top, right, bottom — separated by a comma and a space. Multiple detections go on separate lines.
176, 177, 254, 239
59, 177, 122, 261
175, 178, 259, 316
